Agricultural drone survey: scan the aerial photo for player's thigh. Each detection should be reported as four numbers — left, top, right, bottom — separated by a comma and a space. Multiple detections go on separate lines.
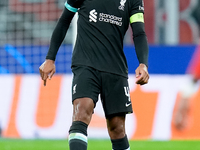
72, 97, 94, 124
71, 66, 101, 124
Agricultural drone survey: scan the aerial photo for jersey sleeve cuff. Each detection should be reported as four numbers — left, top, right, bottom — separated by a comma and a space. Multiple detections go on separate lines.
65, 1, 78, 13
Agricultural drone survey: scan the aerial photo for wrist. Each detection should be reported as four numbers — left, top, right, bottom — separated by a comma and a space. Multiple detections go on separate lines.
45, 59, 55, 63
139, 63, 147, 68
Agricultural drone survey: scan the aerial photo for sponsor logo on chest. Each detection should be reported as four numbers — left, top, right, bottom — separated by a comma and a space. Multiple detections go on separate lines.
89, 9, 123, 26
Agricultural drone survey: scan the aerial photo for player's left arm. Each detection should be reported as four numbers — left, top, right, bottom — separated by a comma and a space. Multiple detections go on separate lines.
130, 13, 149, 85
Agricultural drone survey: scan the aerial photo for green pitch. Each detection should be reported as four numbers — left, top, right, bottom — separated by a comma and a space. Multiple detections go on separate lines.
0, 139, 200, 150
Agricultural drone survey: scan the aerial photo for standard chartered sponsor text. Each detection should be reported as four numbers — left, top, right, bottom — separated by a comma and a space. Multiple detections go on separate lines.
99, 13, 122, 26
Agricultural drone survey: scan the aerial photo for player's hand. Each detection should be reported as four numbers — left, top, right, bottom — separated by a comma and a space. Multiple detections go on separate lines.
39, 59, 55, 86
135, 63, 149, 85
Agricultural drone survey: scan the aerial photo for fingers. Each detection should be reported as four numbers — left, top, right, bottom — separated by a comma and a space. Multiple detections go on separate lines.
136, 76, 149, 85
39, 69, 46, 86
135, 64, 149, 85
48, 69, 55, 80
44, 70, 55, 86
143, 74, 149, 84
39, 66, 48, 86
44, 79, 47, 86
39, 67, 43, 79
136, 76, 148, 85
136, 72, 148, 85
39, 61, 55, 86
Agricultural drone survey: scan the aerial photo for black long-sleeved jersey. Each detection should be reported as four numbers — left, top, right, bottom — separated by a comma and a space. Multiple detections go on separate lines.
46, 0, 149, 78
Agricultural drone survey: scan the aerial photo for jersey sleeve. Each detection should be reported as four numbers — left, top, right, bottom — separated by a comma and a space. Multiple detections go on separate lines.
46, 0, 85, 61
129, 0, 144, 24
129, 0, 149, 67
65, 0, 85, 12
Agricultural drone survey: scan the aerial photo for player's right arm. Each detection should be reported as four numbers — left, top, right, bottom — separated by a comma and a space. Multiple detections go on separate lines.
39, 0, 85, 86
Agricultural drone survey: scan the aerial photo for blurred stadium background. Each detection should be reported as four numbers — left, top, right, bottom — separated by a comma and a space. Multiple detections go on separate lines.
0, 0, 200, 149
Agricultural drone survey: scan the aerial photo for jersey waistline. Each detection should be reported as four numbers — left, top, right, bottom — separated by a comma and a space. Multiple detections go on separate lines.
71, 64, 128, 78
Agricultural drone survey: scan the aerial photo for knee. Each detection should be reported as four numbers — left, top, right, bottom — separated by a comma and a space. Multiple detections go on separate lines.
107, 115, 126, 139
73, 107, 92, 123
109, 124, 125, 134
108, 123, 126, 139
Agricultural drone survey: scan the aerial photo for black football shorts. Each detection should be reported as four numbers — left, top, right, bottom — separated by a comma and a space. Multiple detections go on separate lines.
71, 66, 133, 117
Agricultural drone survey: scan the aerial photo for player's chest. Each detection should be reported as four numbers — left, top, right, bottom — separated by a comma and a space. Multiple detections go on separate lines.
82, 0, 129, 16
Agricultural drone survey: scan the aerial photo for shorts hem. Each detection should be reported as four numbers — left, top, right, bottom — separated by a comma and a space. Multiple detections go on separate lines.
105, 111, 133, 118
72, 96, 97, 107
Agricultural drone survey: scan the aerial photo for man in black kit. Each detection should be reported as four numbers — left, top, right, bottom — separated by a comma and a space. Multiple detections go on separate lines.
39, 0, 149, 149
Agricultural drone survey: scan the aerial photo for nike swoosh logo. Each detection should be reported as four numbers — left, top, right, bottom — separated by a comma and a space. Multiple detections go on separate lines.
125, 102, 131, 107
